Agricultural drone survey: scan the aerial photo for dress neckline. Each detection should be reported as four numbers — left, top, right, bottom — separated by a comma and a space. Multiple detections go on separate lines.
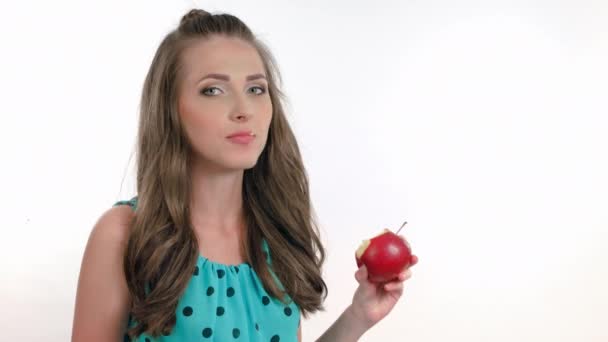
197, 253, 252, 269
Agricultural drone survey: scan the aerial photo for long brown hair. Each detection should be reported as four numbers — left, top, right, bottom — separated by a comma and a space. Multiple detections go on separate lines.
123, 8, 328, 339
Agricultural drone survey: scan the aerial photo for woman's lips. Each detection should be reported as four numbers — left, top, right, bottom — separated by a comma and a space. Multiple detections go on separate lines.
227, 135, 255, 144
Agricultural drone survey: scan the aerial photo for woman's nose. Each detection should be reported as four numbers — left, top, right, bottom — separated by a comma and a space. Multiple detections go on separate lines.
234, 112, 250, 121
231, 96, 254, 121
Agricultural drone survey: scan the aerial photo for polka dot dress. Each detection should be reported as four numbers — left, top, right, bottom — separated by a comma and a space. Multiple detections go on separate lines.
114, 197, 301, 341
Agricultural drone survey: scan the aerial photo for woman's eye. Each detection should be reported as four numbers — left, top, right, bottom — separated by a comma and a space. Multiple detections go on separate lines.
200, 86, 266, 96
250, 86, 267, 95
200, 87, 222, 96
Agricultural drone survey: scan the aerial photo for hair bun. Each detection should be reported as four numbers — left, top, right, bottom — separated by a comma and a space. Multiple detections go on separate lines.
180, 9, 211, 26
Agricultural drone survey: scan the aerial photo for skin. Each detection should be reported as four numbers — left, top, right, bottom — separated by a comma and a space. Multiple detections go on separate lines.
177, 35, 420, 341
314, 239, 418, 342
71, 36, 278, 341
177, 35, 273, 263
72, 34, 416, 342
350, 237, 419, 329
316, 239, 418, 341
177, 35, 308, 338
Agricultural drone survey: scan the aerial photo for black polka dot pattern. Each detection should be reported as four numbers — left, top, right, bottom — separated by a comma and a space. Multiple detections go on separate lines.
118, 237, 296, 340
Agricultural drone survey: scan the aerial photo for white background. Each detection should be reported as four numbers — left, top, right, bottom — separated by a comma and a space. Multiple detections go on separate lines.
1, 0, 607, 341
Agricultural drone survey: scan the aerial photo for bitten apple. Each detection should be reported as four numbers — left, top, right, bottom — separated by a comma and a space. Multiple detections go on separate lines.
355, 229, 413, 283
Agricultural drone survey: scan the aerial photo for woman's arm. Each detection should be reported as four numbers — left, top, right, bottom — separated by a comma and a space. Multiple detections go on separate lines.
71, 206, 134, 341
316, 248, 418, 342
298, 322, 302, 341
315, 305, 370, 342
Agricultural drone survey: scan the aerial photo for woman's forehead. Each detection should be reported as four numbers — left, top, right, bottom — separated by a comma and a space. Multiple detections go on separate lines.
181, 37, 264, 76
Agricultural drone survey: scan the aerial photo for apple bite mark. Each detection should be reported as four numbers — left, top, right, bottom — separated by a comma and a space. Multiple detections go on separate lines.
355, 240, 371, 260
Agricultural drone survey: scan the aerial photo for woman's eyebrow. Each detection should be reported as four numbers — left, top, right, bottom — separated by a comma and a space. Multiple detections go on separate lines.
198, 73, 267, 82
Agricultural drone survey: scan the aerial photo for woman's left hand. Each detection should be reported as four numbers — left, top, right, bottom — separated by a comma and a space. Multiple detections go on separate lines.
349, 236, 418, 330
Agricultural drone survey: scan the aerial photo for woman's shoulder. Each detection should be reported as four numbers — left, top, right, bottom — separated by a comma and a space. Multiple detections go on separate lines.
92, 197, 137, 243
72, 200, 135, 339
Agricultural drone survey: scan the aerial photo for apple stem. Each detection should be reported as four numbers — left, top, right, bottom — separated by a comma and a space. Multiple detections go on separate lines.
396, 220, 407, 234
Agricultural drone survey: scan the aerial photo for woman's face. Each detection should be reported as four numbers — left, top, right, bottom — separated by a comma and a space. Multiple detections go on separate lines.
178, 35, 273, 172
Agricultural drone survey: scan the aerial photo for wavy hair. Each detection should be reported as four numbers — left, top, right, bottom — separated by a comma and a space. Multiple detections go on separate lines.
123, 8, 328, 339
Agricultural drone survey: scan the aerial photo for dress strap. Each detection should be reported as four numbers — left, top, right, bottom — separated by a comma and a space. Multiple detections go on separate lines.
262, 238, 272, 265
112, 196, 138, 212
262, 238, 291, 294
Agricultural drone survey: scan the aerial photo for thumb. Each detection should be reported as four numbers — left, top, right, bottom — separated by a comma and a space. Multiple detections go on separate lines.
355, 264, 368, 284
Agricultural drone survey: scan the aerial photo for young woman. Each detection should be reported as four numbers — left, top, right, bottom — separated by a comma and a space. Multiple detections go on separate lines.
72, 8, 417, 342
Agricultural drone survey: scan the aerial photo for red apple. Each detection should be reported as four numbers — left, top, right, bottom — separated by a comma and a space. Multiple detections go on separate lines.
355, 229, 413, 283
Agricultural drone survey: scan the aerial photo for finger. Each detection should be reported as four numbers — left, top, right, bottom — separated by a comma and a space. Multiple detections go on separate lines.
399, 268, 412, 281
355, 265, 368, 284
411, 254, 419, 266
384, 281, 404, 292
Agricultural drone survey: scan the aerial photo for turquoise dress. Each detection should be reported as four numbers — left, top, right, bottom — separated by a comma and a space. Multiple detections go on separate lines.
113, 197, 300, 341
